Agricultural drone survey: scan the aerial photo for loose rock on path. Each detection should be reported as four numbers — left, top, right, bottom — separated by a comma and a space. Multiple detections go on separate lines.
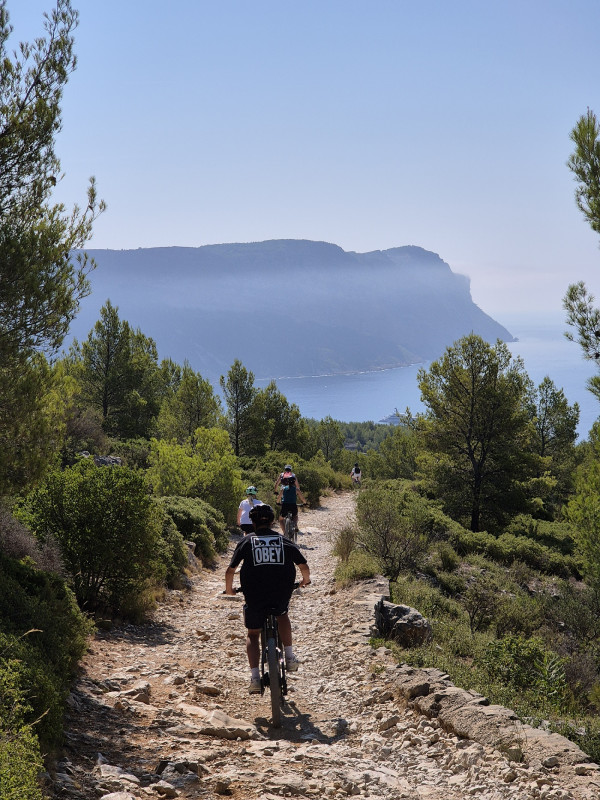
52, 491, 600, 800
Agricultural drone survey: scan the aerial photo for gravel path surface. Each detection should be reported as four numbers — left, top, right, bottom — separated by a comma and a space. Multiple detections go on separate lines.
51, 491, 599, 800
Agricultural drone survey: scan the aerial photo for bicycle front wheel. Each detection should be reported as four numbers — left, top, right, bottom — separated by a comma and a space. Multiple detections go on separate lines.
266, 636, 282, 727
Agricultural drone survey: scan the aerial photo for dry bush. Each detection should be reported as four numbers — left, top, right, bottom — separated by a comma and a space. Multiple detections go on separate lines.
0, 506, 63, 573
333, 526, 358, 563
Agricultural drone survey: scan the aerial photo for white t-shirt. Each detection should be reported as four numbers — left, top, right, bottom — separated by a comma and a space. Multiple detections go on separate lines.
238, 497, 264, 525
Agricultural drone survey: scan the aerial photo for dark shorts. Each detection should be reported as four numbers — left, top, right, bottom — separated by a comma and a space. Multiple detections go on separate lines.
240, 523, 254, 534
243, 597, 291, 630
280, 502, 298, 518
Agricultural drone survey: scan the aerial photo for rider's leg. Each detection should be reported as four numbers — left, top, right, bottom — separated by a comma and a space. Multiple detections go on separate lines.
276, 612, 292, 647
278, 515, 286, 533
277, 613, 300, 670
246, 628, 261, 669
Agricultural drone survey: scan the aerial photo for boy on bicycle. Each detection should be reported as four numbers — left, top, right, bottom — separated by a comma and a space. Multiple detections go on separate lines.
275, 465, 306, 534
224, 504, 311, 694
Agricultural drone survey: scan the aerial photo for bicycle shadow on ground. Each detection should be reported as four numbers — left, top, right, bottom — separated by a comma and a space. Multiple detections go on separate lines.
293, 530, 317, 551
252, 698, 348, 744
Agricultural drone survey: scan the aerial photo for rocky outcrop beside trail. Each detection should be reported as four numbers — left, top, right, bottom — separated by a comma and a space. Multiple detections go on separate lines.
51, 492, 600, 800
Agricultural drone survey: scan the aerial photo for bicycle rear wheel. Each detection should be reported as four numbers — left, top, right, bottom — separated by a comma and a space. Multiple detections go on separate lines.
266, 636, 282, 727
284, 513, 294, 541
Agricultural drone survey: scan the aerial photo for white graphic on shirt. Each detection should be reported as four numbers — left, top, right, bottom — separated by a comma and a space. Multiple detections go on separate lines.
251, 535, 285, 565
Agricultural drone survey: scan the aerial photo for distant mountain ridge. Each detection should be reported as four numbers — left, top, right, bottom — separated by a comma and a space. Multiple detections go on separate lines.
69, 240, 514, 382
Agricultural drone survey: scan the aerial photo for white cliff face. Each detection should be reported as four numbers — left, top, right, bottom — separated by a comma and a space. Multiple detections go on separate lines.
54, 492, 598, 800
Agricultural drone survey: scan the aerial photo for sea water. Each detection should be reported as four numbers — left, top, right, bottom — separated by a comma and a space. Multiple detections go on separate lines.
255, 313, 599, 439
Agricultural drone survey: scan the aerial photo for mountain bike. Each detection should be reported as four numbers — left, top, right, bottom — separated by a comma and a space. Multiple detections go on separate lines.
276, 502, 303, 543
234, 583, 301, 727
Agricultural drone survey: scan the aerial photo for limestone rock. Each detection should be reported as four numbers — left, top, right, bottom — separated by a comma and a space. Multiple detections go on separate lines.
374, 599, 432, 646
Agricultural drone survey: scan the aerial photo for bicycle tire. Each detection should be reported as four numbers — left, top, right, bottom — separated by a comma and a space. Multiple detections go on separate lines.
284, 514, 294, 541
266, 636, 282, 727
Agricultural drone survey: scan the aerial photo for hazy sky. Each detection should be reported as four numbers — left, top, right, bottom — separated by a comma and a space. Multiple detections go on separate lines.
8, 1, 600, 317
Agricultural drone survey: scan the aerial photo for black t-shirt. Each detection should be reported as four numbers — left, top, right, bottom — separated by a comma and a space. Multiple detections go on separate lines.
228, 528, 307, 603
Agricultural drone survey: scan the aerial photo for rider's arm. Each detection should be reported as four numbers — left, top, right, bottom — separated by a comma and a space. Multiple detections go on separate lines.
298, 563, 311, 587
225, 565, 236, 595
236, 506, 243, 525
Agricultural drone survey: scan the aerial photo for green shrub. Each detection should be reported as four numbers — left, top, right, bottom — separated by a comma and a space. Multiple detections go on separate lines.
438, 542, 460, 572
477, 634, 567, 702
160, 496, 228, 565
299, 460, 332, 508
392, 575, 464, 621
463, 573, 502, 632
334, 550, 379, 586
436, 571, 466, 596
0, 554, 92, 752
155, 512, 188, 586
147, 430, 244, 523
495, 592, 545, 638
109, 437, 152, 469
447, 524, 576, 577
0, 656, 44, 800
505, 515, 575, 556
18, 460, 164, 615
356, 483, 434, 581
448, 527, 493, 556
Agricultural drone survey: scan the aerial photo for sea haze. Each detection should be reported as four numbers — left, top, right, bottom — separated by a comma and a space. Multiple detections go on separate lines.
254, 314, 598, 440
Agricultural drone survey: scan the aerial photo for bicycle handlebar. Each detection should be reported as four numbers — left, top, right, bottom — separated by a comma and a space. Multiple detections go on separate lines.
227, 580, 309, 595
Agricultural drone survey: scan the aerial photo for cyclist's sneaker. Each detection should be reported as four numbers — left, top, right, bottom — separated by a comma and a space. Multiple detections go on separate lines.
248, 677, 262, 694
286, 654, 300, 672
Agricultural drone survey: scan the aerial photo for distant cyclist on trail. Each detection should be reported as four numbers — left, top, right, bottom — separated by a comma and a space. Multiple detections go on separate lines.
274, 464, 301, 493
237, 486, 264, 535
350, 463, 362, 486
275, 464, 306, 534
224, 503, 311, 694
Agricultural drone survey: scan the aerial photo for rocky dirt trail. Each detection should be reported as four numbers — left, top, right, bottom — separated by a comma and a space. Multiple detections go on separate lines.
52, 491, 600, 800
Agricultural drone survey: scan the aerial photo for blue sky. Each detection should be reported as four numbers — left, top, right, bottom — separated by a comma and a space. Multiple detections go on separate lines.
8, 0, 600, 318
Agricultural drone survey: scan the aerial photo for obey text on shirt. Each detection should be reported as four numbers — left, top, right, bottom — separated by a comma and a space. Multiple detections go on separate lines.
251, 535, 285, 565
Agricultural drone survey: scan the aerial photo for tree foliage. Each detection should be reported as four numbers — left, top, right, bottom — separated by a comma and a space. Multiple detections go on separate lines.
563, 282, 600, 406
418, 335, 536, 532
565, 458, 600, 591
567, 108, 600, 238
257, 380, 307, 453
156, 362, 221, 443
563, 109, 600, 393
0, 0, 104, 494
0, 0, 104, 363
528, 376, 579, 460
148, 428, 243, 523
356, 482, 432, 581
316, 415, 344, 461
527, 376, 580, 512
69, 300, 162, 438
220, 359, 265, 456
